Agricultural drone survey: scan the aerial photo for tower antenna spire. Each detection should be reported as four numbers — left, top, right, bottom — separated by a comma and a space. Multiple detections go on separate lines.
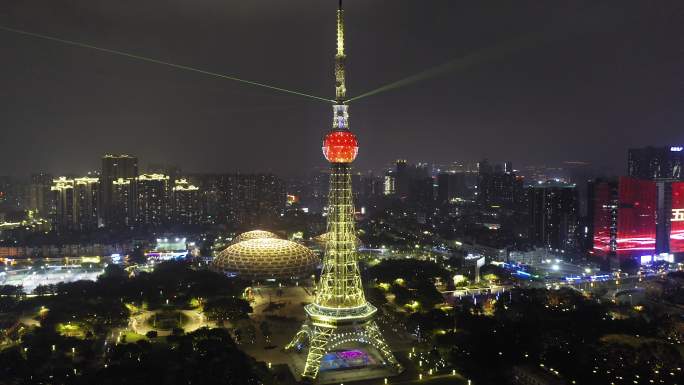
335, 0, 346, 102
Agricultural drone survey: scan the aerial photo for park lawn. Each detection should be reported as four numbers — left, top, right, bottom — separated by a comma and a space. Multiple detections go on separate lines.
121, 331, 146, 343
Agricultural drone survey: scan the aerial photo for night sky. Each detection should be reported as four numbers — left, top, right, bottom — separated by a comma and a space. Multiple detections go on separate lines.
1, 0, 682, 177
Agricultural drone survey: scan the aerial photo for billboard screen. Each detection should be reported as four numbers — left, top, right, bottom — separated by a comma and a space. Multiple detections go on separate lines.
670, 182, 684, 253
616, 177, 656, 257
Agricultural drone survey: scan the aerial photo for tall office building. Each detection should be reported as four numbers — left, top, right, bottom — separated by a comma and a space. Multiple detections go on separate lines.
383, 171, 395, 196
528, 182, 579, 251
591, 178, 618, 257
135, 174, 169, 226
592, 177, 657, 259
437, 172, 467, 204
395, 159, 409, 199
477, 159, 524, 209
409, 175, 434, 207
172, 179, 202, 225
393, 160, 433, 205
101, 154, 138, 226
627, 146, 684, 180
625, 146, 684, 255
670, 182, 684, 253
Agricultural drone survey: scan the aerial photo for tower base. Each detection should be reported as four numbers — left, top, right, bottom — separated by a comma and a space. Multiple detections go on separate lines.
286, 319, 402, 382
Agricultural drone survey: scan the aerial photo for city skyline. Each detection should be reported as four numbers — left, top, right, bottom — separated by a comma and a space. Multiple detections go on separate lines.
2, 0, 682, 176
1, 2, 684, 384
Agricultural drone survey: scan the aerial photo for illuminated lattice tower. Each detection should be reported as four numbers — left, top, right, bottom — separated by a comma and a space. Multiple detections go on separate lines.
286, 1, 401, 380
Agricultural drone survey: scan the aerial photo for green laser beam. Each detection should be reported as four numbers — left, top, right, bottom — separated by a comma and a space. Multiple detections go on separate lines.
0, 25, 334, 104
344, 34, 540, 103
345, 0, 619, 105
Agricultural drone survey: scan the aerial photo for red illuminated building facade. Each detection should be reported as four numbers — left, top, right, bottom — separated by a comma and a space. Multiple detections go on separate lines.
616, 177, 657, 256
592, 146, 684, 263
670, 182, 684, 253
592, 179, 617, 256
592, 177, 657, 259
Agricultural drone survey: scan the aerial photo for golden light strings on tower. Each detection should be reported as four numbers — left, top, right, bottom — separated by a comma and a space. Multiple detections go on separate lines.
0, 25, 335, 104
285, 1, 401, 379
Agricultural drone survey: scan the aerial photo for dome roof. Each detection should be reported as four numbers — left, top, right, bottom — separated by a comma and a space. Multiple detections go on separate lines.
213, 238, 318, 279
232, 230, 279, 244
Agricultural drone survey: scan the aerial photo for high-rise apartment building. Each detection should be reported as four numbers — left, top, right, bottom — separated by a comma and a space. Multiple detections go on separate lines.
135, 174, 169, 226
101, 154, 138, 226
196, 173, 285, 227
110, 178, 134, 227
51, 176, 100, 232
28, 172, 53, 217
73, 177, 100, 230
172, 179, 202, 225
51, 177, 75, 231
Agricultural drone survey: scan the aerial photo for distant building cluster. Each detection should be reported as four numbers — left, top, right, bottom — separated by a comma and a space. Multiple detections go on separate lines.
0, 154, 286, 232
3, 146, 684, 267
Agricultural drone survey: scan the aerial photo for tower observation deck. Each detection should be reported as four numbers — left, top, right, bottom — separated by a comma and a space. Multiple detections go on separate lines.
286, 1, 402, 381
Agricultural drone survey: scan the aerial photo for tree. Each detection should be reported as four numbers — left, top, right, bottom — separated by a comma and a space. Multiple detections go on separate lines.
391, 284, 412, 306
34, 284, 55, 296
368, 259, 450, 283
204, 297, 252, 325
412, 280, 445, 310
365, 287, 388, 307
101, 263, 127, 280
0, 285, 23, 296
129, 246, 147, 265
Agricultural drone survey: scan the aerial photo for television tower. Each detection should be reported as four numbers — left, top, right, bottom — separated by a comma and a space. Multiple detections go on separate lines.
286, 0, 401, 380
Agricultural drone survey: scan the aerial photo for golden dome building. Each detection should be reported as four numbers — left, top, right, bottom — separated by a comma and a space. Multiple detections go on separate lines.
213, 238, 318, 280
231, 230, 279, 244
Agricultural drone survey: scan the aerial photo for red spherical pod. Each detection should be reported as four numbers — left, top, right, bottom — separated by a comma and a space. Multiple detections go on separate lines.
322, 130, 358, 163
